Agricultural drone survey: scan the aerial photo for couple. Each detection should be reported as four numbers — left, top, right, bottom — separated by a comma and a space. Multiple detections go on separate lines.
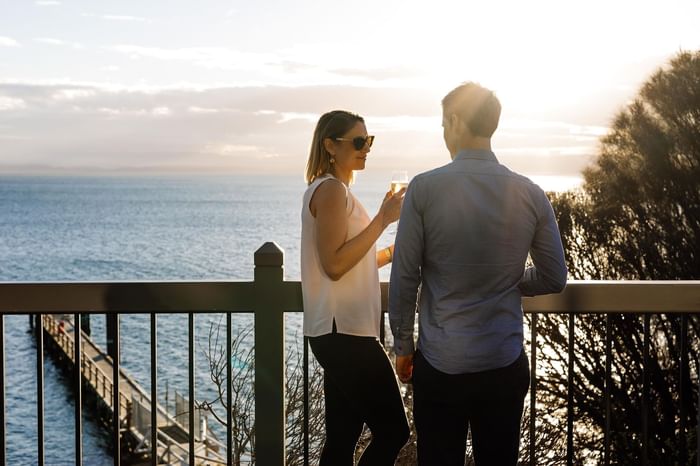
300, 82, 568, 466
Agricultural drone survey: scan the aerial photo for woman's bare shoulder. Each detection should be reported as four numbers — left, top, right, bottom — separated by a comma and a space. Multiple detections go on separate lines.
309, 177, 346, 216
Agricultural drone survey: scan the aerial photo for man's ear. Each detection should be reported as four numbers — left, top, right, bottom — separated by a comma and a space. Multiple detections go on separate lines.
452, 113, 472, 137
450, 113, 464, 131
323, 137, 335, 155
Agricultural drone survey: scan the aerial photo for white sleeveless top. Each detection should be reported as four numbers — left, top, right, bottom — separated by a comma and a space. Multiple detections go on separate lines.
301, 174, 381, 338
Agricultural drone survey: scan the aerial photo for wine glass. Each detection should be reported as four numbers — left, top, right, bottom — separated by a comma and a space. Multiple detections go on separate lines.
388, 171, 408, 234
390, 171, 408, 194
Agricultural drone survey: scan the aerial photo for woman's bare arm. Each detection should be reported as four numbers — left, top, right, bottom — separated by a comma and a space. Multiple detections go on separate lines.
311, 180, 402, 280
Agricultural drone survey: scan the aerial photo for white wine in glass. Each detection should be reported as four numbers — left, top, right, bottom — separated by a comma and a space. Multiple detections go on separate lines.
390, 171, 409, 194
388, 171, 408, 235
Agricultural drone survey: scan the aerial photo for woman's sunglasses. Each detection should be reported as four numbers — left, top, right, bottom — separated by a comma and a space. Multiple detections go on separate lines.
334, 135, 375, 150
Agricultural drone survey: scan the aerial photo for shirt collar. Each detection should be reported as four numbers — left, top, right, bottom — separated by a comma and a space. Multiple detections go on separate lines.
453, 149, 498, 163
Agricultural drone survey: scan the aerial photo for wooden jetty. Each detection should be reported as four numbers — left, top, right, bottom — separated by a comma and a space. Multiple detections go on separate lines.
40, 314, 227, 465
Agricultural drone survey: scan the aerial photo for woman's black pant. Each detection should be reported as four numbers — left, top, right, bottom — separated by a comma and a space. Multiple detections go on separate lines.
309, 332, 410, 466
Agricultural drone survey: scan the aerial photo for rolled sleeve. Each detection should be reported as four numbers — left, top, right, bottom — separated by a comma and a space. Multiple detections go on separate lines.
389, 178, 424, 356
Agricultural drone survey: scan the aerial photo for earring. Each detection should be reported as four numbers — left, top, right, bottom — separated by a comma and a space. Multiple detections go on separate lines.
330, 157, 335, 164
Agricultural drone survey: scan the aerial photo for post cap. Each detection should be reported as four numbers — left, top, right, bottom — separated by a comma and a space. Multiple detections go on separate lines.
254, 242, 284, 267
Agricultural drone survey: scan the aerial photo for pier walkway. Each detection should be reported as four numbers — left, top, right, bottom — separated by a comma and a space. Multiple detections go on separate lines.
41, 314, 227, 465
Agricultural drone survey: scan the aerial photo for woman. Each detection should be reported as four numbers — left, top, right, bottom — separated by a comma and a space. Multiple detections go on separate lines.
301, 110, 410, 465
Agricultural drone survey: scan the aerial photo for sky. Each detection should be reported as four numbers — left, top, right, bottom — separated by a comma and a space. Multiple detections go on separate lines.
1, 0, 699, 188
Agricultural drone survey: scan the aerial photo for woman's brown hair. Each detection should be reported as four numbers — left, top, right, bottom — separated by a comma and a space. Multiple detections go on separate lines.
305, 110, 364, 184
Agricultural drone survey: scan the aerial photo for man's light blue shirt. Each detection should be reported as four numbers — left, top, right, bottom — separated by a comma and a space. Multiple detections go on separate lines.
389, 149, 567, 374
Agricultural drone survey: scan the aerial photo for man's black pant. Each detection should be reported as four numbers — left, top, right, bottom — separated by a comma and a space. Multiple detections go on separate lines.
413, 349, 530, 466
309, 333, 410, 466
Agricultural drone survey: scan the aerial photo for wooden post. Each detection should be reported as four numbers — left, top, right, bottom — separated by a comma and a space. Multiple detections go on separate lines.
254, 242, 286, 465
106, 314, 119, 363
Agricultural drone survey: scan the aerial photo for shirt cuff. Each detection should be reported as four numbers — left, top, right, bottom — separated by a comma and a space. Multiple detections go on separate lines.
519, 266, 537, 297
393, 337, 415, 356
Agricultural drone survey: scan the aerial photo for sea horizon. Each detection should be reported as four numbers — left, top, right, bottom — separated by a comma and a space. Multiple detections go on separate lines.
0, 171, 583, 193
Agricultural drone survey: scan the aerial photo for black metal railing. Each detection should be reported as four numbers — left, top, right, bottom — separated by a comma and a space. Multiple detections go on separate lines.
0, 242, 296, 466
523, 282, 700, 466
1, 243, 699, 466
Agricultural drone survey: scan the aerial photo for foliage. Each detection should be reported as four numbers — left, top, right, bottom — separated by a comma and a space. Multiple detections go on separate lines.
199, 320, 324, 465
542, 50, 700, 464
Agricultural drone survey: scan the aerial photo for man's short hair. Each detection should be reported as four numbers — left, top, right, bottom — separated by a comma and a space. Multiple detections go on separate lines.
442, 82, 501, 138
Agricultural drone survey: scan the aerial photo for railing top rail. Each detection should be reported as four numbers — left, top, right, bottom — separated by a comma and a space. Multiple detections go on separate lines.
523, 280, 700, 313
0, 280, 698, 314
0, 281, 257, 314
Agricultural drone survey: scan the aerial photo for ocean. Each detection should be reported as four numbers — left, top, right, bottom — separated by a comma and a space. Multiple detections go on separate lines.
0, 172, 579, 464
0, 173, 404, 465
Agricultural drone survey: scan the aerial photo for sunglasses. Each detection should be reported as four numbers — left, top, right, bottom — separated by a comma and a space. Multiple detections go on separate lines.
334, 135, 375, 150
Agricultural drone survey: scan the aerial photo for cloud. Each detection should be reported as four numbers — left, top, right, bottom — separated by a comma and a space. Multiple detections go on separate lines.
35, 0, 61, 5
98, 107, 122, 116
0, 37, 20, 47
82, 13, 148, 22
188, 106, 219, 114
500, 118, 608, 136
0, 96, 26, 111
275, 112, 318, 123
278, 61, 319, 74
102, 15, 147, 22
51, 88, 97, 100
151, 106, 171, 116
188, 106, 241, 114
497, 146, 596, 157
102, 46, 426, 88
0, 82, 609, 176
111, 45, 278, 71
331, 66, 422, 81
205, 144, 261, 156
367, 115, 440, 132
35, 37, 64, 45
34, 37, 84, 49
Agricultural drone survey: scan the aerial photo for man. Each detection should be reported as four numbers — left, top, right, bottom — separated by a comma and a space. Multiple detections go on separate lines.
389, 82, 567, 465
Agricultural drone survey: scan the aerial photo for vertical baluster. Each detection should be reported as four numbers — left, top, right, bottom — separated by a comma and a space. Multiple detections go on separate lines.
604, 313, 612, 466
566, 313, 574, 466
112, 314, 120, 466
1, 314, 5, 466
74, 314, 82, 466
642, 314, 650, 466
380, 311, 385, 346
680, 314, 688, 466
227, 312, 232, 466
529, 313, 537, 466
151, 313, 157, 466
304, 336, 309, 466
37, 314, 45, 466
188, 312, 195, 466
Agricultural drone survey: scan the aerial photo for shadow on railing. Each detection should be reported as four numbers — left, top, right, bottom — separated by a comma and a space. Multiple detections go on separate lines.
1, 242, 699, 466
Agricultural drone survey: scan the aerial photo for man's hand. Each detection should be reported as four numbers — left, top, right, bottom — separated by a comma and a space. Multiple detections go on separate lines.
395, 353, 414, 383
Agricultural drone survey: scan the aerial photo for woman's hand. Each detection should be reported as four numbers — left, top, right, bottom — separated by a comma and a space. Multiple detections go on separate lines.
378, 188, 406, 228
